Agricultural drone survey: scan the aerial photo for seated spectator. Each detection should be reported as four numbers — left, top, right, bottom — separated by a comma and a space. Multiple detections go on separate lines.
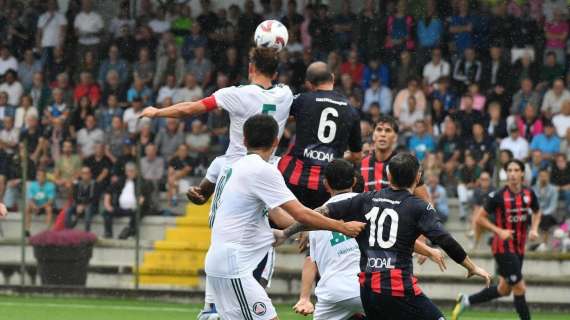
431, 77, 457, 112
539, 51, 565, 87
25, 168, 55, 236
155, 118, 185, 160
529, 150, 548, 186
426, 174, 449, 223
182, 22, 208, 62
470, 171, 494, 247
466, 122, 495, 173
174, 73, 204, 103
187, 46, 213, 87
456, 153, 482, 221
216, 47, 244, 86
362, 57, 390, 90
428, 98, 447, 136
340, 49, 365, 85
531, 121, 561, 160
14, 95, 38, 129
561, 128, 570, 159
398, 95, 424, 137
393, 77, 426, 118
515, 103, 543, 141
104, 116, 129, 161
543, 11, 568, 66
50, 72, 73, 106
337, 73, 363, 102
65, 166, 100, 231
551, 153, 570, 216
437, 118, 463, 194
542, 79, 570, 116
500, 124, 530, 160
0, 46, 18, 77
74, 72, 101, 107
422, 48, 450, 89
0, 70, 23, 106
485, 101, 508, 141
54, 140, 81, 192
408, 119, 435, 161
83, 143, 112, 186
140, 144, 165, 188
207, 106, 229, 152
101, 70, 127, 105
511, 78, 541, 115
156, 74, 179, 105
553, 100, 570, 137
186, 119, 211, 163
96, 94, 123, 132
19, 114, 45, 164
18, 49, 42, 91
534, 169, 560, 251
461, 83, 485, 111
43, 89, 70, 128
132, 47, 155, 87
127, 77, 153, 105
0, 116, 19, 155
167, 144, 194, 207
481, 46, 510, 93
46, 48, 69, 83
453, 94, 483, 139
452, 47, 482, 94
29, 72, 54, 119
44, 117, 69, 161
393, 50, 418, 91
102, 163, 155, 239
69, 96, 95, 136
77, 115, 104, 158
98, 44, 129, 86
123, 98, 145, 135
363, 74, 392, 114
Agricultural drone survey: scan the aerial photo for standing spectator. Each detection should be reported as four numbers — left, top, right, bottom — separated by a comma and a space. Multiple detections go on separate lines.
0, 116, 19, 155
515, 104, 543, 141
481, 46, 510, 93
541, 79, 570, 117
0, 70, 23, 107
65, 166, 99, 231
74, 0, 104, 62
431, 77, 457, 112
98, 44, 130, 87
308, 4, 334, 59
398, 96, 424, 137
340, 49, 365, 85
453, 94, 483, 140
448, 0, 473, 55
543, 0, 569, 23
332, 0, 354, 54
539, 51, 565, 86
512, 53, 539, 87
148, 8, 171, 35
488, 2, 515, 48
140, 144, 164, 205
185, 119, 210, 162
104, 116, 129, 161
182, 22, 207, 62
96, 94, 123, 131
0, 46, 18, 77
36, 0, 67, 68
534, 169, 560, 251
127, 77, 152, 104
452, 48, 482, 94
155, 118, 184, 160
393, 78, 426, 118
384, 0, 415, 63
531, 121, 561, 160
109, 2, 135, 39
553, 100, 570, 137
362, 74, 392, 114
426, 173, 449, 223
437, 118, 463, 191
132, 47, 155, 86
156, 74, 179, 105
166, 144, 194, 207
393, 50, 418, 90
14, 95, 38, 129
174, 73, 203, 103
500, 124, 530, 160
237, 0, 263, 54
422, 48, 450, 89
25, 168, 55, 236
456, 153, 482, 221
0, 92, 15, 126
408, 119, 435, 161
76, 115, 104, 158
44, 88, 70, 126
551, 153, 570, 217
74, 72, 101, 107
543, 11, 568, 65
362, 57, 390, 90
187, 46, 213, 88
123, 98, 145, 135
511, 78, 541, 115
466, 122, 495, 173
354, 0, 383, 60
416, 0, 443, 66
83, 143, 112, 186
54, 140, 81, 193
102, 162, 155, 239
18, 49, 42, 91
27, 72, 51, 115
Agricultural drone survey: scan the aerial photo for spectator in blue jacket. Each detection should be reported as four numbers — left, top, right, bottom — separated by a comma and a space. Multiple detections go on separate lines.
361, 57, 389, 90
363, 74, 392, 114
530, 121, 561, 160
408, 119, 436, 161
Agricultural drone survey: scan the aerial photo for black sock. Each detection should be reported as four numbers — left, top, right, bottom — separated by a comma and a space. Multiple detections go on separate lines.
468, 285, 501, 305
514, 294, 531, 320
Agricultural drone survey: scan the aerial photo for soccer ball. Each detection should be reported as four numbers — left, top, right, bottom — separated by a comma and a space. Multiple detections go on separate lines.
197, 312, 221, 320
254, 20, 289, 51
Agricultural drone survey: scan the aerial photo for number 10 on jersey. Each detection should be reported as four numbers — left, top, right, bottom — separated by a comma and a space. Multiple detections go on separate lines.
365, 207, 399, 248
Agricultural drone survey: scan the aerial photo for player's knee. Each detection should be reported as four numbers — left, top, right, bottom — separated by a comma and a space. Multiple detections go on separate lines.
512, 281, 526, 295
498, 282, 512, 296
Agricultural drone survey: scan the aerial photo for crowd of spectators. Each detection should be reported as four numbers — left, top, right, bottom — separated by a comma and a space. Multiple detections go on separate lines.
0, 0, 568, 247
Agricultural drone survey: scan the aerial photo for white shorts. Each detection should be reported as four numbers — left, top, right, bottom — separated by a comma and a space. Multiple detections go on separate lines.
208, 275, 277, 320
314, 296, 364, 320
260, 247, 276, 287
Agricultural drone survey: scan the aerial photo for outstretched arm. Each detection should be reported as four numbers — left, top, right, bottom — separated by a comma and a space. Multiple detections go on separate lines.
140, 100, 210, 119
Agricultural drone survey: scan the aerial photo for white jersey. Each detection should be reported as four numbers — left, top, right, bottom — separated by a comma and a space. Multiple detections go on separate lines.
205, 154, 296, 278
309, 192, 361, 303
213, 84, 293, 157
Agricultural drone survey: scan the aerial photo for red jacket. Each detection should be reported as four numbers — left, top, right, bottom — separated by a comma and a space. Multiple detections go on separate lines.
74, 83, 101, 106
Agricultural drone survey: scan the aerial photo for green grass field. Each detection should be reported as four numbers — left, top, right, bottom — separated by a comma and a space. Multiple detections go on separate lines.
0, 295, 567, 320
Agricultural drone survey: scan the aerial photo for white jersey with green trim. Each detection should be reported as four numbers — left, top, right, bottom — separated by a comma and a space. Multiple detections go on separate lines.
212, 83, 293, 157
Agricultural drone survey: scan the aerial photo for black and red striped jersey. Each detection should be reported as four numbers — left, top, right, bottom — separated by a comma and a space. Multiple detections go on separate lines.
327, 188, 451, 298
484, 186, 540, 255
360, 151, 424, 192
278, 90, 361, 192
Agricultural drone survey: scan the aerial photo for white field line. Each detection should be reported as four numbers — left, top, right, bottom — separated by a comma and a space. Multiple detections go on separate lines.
0, 301, 198, 313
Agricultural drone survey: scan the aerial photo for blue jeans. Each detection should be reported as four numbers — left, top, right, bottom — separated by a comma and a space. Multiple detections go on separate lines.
65, 204, 97, 231
561, 189, 570, 219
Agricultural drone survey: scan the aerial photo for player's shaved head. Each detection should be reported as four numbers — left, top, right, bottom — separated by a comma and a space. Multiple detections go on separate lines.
306, 61, 333, 86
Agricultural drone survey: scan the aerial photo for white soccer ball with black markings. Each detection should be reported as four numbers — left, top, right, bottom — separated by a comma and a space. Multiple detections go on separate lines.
197, 313, 221, 320
254, 20, 289, 52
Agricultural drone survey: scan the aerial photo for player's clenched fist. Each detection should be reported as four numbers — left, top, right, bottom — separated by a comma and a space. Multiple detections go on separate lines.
293, 298, 314, 316
341, 221, 366, 237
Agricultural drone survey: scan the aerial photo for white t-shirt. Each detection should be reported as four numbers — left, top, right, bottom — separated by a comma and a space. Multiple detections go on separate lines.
423, 60, 450, 85
123, 108, 143, 134
74, 11, 104, 45
309, 193, 361, 303
37, 11, 67, 48
205, 154, 296, 278
212, 84, 293, 157
553, 114, 570, 137
119, 180, 137, 210
0, 56, 18, 76
500, 136, 530, 160
0, 81, 23, 106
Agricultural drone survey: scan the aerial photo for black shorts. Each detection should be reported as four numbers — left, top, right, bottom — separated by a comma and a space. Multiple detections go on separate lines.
360, 288, 445, 320
286, 183, 330, 209
494, 253, 524, 285
539, 215, 559, 232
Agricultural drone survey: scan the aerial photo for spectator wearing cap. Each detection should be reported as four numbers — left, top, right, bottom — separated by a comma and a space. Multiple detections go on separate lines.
74, 0, 104, 62
422, 48, 450, 89
531, 121, 561, 160
511, 78, 541, 115
0, 70, 23, 107
77, 115, 104, 158
500, 123, 530, 160
542, 79, 570, 117
553, 100, 570, 137
363, 74, 392, 114
36, 0, 67, 68
0, 47, 18, 77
